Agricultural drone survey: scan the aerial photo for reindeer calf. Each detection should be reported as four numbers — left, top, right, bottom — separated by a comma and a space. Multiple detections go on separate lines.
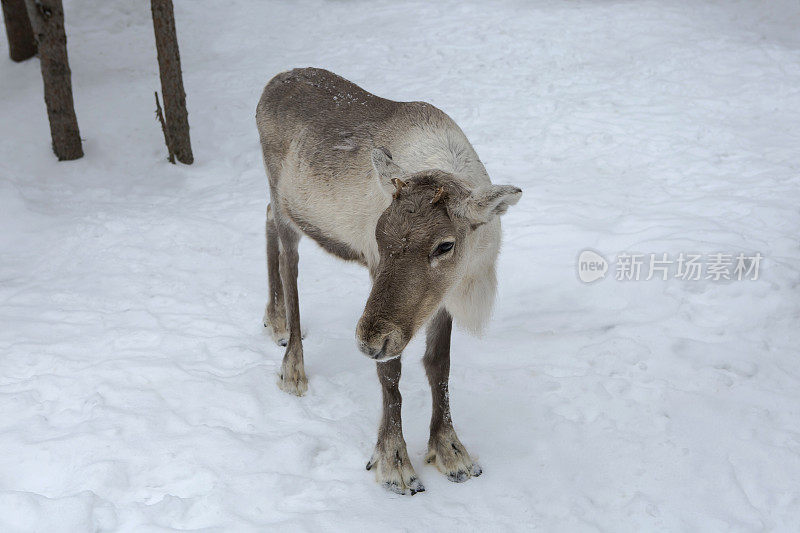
256, 68, 521, 494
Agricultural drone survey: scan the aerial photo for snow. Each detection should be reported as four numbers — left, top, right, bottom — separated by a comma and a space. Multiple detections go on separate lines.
2, 0, 800, 530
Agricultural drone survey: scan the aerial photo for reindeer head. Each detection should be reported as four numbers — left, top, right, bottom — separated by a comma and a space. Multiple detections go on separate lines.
355, 148, 522, 360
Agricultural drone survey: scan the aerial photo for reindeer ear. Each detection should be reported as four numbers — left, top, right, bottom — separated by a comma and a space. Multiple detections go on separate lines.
370, 147, 405, 198
455, 184, 522, 224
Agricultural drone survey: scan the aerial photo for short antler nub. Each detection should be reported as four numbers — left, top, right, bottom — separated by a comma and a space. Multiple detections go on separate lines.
431, 186, 446, 205
391, 178, 406, 199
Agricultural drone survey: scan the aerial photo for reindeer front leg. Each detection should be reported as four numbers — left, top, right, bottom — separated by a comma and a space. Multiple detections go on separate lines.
423, 308, 482, 482
366, 357, 425, 495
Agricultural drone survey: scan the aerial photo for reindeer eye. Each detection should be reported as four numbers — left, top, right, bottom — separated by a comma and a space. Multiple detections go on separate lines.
433, 241, 455, 257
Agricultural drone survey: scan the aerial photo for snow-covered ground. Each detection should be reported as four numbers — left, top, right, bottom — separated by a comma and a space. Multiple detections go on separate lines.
2, 0, 800, 530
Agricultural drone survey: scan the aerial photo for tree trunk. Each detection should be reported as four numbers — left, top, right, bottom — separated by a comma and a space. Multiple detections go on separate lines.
151, 0, 192, 164
25, 0, 82, 160
2, 0, 36, 61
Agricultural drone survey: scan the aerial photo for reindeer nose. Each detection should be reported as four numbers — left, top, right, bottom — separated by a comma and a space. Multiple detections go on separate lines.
358, 337, 389, 359
356, 318, 403, 360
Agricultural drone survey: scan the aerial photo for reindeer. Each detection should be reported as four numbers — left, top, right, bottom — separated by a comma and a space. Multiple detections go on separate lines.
256, 68, 521, 495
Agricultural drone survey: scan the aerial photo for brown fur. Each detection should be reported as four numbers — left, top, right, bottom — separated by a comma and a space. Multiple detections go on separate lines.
356, 171, 471, 360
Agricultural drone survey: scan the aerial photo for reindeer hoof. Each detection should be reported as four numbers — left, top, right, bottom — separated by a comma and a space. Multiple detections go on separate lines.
426, 429, 482, 483
263, 306, 289, 347
278, 371, 307, 396
277, 352, 307, 396
384, 477, 425, 495
367, 440, 424, 495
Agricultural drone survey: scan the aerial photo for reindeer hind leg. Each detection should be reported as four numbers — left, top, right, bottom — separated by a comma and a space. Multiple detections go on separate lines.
263, 203, 289, 346
275, 217, 307, 396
